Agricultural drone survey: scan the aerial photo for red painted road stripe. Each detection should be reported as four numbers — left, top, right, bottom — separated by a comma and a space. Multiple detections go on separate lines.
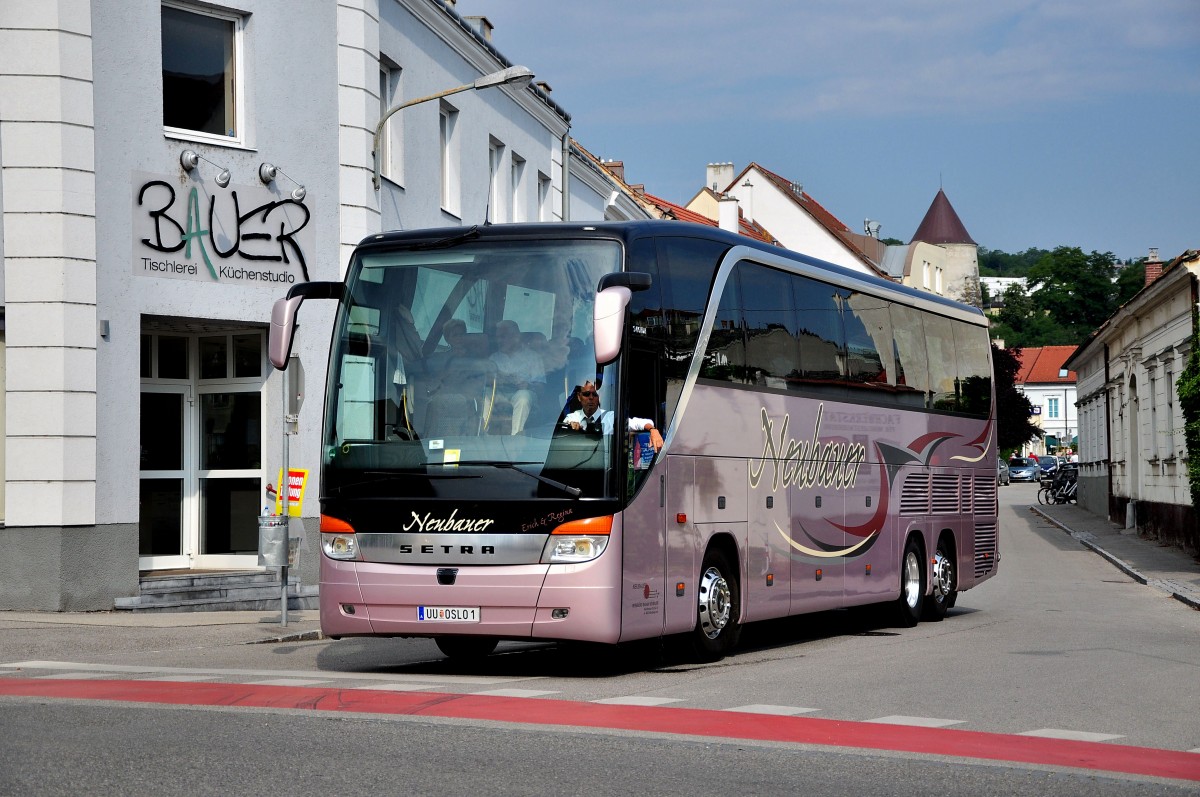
2, 677, 1197, 782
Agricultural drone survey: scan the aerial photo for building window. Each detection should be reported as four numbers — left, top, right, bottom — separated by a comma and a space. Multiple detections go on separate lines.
161, 2, 243, 143
378, 61, 402, 185
440, 102, 460, 215
1047, 396, 1059, 419
511, 153, 526, 222
488, 137, 506, 223
538, 172, 551, 221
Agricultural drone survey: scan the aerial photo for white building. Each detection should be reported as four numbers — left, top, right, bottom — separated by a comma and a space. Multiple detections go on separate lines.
1014, 347, 1078, 457
1065, 250, 1198, 554
0, 0, 578, 610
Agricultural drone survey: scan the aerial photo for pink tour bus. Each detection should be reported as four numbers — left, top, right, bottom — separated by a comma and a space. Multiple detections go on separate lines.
269, 221, 998, 661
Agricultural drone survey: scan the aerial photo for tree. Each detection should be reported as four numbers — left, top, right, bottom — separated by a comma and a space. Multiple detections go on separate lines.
1026, 247, 1119, 341
993, 345, 1042, 455
978, 247, 1050, 278
1115, 259, 1146, 306
990, 283, 1071, 347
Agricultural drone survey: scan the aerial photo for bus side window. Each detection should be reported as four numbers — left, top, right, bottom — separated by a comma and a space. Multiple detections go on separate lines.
843, 291, 892, 386
924, 314, 959, 411
792, 275, 846, 390
652, 236, 728, 423
739, 262, 799, 390
890, 304, 930, 407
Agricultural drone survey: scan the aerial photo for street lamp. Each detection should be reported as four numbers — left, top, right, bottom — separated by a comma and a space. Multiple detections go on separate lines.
372, 65, 534, 190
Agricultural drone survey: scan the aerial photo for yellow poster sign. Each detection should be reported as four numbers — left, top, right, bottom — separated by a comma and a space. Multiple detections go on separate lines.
275, 468, 308, 517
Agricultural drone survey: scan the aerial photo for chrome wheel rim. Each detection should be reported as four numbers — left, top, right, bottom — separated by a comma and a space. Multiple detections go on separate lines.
698, 566, 731, 639
902, 551, 922, 610
932, 548, 954, 604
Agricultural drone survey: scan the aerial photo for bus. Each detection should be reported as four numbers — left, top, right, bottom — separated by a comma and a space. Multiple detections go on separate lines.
269, 221, 998, 661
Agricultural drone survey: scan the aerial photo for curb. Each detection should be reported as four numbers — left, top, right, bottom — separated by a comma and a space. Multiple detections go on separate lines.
1029, 506, 1200, 611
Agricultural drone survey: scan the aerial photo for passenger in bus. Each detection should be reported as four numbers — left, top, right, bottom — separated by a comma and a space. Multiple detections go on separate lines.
489, 320, 545, 434
562, 379, 663, 452
421, 318, 493, 436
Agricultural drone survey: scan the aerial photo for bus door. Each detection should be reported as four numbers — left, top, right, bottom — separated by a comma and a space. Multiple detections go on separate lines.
785, 486, 845, 615
841, 446, 896, 604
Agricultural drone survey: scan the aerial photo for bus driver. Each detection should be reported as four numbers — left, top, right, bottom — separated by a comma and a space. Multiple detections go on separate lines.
563, 380, 664, 452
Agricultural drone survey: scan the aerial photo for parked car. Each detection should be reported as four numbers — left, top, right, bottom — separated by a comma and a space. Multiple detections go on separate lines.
1039, 455, 1061, 481
997, 458, 1011, 486
1008, 457, 1039, 482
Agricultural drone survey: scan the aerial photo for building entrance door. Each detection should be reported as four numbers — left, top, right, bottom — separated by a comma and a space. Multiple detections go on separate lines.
139, 328, 266, 571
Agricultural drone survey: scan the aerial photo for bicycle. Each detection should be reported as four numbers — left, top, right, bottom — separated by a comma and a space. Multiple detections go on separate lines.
1038, 465, 1078, 505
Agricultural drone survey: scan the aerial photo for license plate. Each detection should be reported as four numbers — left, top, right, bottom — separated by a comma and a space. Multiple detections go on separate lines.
417, 606, 480, 623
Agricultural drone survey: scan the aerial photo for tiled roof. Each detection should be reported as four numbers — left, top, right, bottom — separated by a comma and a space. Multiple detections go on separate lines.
1016, 346, 1078, 384
735, 163, 889, 277
911, 188, 976, 245
640, 190, 779, 245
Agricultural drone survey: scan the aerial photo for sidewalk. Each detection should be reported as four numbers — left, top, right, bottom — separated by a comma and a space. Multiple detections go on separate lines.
1030, 502, 1200, 610
0, 609, 323, 644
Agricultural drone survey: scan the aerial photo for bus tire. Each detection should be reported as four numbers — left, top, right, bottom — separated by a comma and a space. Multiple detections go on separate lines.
892, 535, 925, 627
923, 535, 956, 622
435, 636, 498, 660
690, 547, 741, 662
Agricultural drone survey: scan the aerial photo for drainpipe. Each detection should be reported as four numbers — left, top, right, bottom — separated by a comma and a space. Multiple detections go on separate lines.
1104, 343, 1112, 520
561, 129, 570, 222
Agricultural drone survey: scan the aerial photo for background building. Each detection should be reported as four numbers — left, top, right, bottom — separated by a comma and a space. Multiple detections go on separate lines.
1014, 346, 1078, 457
1065, 250, 1198, 554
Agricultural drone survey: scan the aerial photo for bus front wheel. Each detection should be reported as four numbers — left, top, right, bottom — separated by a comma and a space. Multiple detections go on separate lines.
690, 548, 742, 662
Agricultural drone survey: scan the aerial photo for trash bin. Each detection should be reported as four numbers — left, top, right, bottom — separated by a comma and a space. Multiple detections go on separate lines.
258, 515, 289, 567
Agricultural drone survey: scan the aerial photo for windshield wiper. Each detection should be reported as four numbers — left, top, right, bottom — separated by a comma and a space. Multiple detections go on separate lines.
485, 462, 582, 498
409, 225, 480, 251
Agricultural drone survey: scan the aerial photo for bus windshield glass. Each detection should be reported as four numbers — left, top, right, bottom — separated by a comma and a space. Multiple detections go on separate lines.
323, 237, 624, 501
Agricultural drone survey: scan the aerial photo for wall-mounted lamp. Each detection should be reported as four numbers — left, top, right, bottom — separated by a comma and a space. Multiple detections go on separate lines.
180, 149, 231, 188
259, 162, 306, 202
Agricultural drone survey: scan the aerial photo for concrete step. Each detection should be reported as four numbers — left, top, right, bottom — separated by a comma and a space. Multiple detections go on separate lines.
115, 571, 319, 613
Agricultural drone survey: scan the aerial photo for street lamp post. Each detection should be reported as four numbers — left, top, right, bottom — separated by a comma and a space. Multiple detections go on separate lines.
372, 65, 534, 190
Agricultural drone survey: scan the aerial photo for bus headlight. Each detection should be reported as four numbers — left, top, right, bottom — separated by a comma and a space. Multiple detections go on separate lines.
541, 515, 613, 564
322, 533, 360, 561
542, 534, 609, 564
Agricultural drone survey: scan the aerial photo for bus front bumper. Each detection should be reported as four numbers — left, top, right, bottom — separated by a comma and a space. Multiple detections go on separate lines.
319, 556, 622, 644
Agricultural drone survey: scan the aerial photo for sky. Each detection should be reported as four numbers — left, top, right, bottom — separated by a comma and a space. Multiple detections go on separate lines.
471, 1, 1199, 262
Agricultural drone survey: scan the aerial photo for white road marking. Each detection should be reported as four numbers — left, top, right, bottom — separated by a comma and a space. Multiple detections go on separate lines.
1018, 728, 1125, 742
349, 683, 437, 692
724, 704, 819, 716
868, 715, 966, 728
472, 688, 561, 698
245, 678, 330, 687
37, 672, 110, 680
592, 696, 682, 706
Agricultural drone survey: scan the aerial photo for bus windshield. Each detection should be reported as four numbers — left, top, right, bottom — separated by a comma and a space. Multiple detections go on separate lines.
323, 237, 626, 501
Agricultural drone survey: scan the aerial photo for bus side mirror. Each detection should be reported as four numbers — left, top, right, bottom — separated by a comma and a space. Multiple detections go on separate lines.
268, 281, 345, 370
269, 295, 304, 370
594, 285, 632, 366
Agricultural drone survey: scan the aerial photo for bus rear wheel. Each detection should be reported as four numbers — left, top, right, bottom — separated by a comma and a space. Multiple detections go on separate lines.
435, 636, 498, 660
690, 548, 741, 662
892, 536, 925, 627
923, 537, 956, 621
